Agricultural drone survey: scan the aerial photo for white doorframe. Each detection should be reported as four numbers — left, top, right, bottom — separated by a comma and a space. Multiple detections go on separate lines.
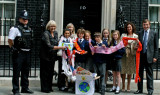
50, 0, 64, 36
50, 0, 117, 35
101, 0, 117, 32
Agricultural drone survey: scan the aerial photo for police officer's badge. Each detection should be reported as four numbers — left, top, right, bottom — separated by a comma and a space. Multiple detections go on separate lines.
24, 10, 28, 17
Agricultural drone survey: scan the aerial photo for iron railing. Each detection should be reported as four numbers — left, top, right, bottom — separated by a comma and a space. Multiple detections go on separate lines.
0, 18, 160, 79
0, 17, 42, 77
150, 21, 160, 80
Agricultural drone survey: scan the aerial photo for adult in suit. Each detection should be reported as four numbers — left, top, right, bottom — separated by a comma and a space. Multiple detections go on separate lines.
134, 19, 158, 95
39, 20, 66, 93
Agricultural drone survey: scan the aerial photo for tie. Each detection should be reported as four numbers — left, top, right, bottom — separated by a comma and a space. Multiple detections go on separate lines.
97, 43, 102, 46
143, 31, 147, 53
80, 39, 82, 43
104, 39, 107, 42
66, 39, 69, 43
114, 41, 117, 45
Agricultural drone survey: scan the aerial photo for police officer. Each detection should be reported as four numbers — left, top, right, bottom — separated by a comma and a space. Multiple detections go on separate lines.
8, 10, 34, 95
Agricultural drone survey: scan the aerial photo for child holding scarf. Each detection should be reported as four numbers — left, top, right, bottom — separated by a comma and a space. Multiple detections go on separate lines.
110, 30, 125, 94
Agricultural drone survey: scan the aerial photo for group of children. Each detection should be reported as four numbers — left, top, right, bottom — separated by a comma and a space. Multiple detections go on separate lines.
58, 23, 125, 95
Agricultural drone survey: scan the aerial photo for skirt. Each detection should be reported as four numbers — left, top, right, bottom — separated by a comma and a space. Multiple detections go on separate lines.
111, 59, 121, 72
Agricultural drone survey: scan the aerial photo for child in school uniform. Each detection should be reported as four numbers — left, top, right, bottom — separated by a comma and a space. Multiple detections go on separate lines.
110, 30, 125, 94
101, 28, 111, 87
92, 32, 109, 95
58, 28, 73, 91
84, 30, 101, 93
74, 28, 87, 69
84, 30, 95, 71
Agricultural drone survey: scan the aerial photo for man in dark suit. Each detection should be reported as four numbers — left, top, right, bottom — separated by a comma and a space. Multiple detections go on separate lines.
134, 19, 158, 95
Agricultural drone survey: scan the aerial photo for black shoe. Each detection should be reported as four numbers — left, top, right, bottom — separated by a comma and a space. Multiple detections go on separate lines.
101, 91, 105, 95
115, 90, 120, 94
72, 87, 75, 93
110, 88, 116, 92
134, 90, 142, 94
64, 87, 69, 91
59, 87, 68, 91
59, 87, 65, 91
49, 89, 54, 92
41, 90, 50, 93
95, 89, 99, 92
148, 92, 153, 95
21, 89, 34, 94
49, 88, 54, 92
13, 92, 21, 95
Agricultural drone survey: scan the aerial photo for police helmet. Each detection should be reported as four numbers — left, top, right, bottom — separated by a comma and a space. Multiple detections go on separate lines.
19, 10, 28, 20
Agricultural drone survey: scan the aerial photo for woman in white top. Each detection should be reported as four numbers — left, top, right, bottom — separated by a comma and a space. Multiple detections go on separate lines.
121, 22, 139, 92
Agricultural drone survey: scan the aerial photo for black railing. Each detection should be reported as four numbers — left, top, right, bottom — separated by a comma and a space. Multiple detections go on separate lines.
0, 19, 160, 79
150, 21, 160, 80
0, 17, 42, 77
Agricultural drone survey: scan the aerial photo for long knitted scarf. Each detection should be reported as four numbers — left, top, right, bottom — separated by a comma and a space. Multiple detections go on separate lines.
89, 37, 142, 83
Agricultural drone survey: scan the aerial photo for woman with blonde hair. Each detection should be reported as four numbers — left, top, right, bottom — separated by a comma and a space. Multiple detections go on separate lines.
39, 20, 66, 93
66, 23, 77, 41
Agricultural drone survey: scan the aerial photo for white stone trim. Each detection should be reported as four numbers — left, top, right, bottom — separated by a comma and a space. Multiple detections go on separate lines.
101, 0, 117, 32
50, 0, 64, 37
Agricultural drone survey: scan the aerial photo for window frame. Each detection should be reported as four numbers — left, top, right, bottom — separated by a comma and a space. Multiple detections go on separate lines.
0, 0, 16, 45
148, 1, 160, 48
148, 3, 160, 23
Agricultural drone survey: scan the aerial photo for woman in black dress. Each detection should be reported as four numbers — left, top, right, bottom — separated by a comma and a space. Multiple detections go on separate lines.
39, 20, 66, 93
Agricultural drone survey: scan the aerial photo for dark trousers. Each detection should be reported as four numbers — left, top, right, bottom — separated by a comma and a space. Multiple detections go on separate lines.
85, 56, 94, 71
40, 58, 55, 92
138, 53, 154, 93
92, 62, 99, 91
12, 51, 30, 93
57, 56, 66, 88
95, 62, 106, 92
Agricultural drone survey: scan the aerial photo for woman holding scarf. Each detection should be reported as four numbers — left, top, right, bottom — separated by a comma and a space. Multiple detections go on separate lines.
121, 22, 139, 92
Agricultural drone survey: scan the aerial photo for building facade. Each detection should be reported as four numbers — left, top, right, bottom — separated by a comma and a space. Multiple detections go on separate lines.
0, 0, 159, 78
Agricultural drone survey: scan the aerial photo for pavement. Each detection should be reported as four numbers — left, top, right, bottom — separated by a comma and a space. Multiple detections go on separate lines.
0, 77, 160, 95
0, 63, 160, 95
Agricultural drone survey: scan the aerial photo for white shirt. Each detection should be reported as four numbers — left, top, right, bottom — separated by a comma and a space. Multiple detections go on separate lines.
103, 37, 108, 41
8, 27, 30, 51
63, 37, 70, 43
8, 27, 21, 40
96, 40, 103, 46
78, 38, 84, 43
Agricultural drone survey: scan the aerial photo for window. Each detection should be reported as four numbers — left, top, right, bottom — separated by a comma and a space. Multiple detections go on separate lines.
149, 0, 160, 34
0, 0, 16, 45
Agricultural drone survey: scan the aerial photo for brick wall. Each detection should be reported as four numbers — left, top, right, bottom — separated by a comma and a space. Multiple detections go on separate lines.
16, 0, 50, 26
0, 0, 50, 70
116, 0, 148, 32
16, 0, 50, 67
116, 0, 160, 68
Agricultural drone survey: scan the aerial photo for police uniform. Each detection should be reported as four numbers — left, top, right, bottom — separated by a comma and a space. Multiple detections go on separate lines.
8, 10, 33, 95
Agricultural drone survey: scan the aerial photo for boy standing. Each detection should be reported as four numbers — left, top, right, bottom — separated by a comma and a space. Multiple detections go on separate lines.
75, 28, 87, 69
93, 32, 108, 95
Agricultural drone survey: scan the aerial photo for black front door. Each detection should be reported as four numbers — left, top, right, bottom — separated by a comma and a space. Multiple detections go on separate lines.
64, 0, 102, 36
